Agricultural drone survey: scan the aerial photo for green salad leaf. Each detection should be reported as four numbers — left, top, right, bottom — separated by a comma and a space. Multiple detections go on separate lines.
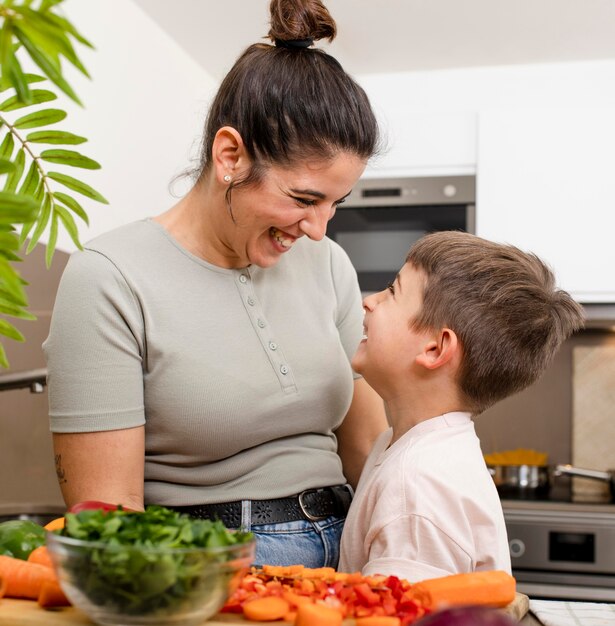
56, 505, 254, 616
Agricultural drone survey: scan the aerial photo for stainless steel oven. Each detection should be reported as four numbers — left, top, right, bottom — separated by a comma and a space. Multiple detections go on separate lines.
502, 499, 615, 602
327, 175, 475, 293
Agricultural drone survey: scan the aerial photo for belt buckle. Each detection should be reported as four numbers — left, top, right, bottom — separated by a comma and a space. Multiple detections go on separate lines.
298, 489, 327, 522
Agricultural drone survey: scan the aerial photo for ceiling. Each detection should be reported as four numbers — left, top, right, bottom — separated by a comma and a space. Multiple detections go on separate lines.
133, 0, 615, 81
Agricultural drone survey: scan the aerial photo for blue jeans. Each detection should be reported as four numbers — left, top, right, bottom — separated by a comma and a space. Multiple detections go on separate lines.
239, 507, 346, 568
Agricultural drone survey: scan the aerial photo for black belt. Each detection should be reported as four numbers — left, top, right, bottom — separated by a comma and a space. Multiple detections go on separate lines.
170, 485, 353, 528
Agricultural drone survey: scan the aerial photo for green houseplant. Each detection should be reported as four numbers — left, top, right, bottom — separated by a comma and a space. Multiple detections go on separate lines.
0, 0, 106, 367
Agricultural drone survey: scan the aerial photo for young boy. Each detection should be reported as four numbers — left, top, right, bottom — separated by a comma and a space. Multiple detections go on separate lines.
338, 231, 584, 582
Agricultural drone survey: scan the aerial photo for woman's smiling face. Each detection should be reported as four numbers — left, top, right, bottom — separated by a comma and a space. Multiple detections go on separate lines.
222, 152, 366, 268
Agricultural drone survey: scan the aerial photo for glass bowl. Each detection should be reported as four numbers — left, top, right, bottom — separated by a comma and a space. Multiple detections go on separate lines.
46, 530, 255, 626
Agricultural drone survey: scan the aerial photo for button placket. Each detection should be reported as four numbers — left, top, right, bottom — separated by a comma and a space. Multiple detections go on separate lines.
234, 269, 296, 392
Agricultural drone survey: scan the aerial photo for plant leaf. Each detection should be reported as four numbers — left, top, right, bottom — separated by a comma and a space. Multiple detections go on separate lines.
45, 209, 58, 267
0, 130, 15, 159
42, 11, 94, 49
40, 148, 100, 170
13, 107, 66, 129
0, 231, 19, 251
3, 147, 24, 191
13, 9, 90, 78
40, 0, 65, 12
13, 28, 82, 105
47, 171, 108, 203
0, 342, 8, 368
0, 318, 25, 342
26, 192, 51, 252
0, 299, 36, 319
54, 203, 82, 249
0, 72, 45, 93
0, 88, 56, 111
53, 190, 88, 224
26, 129, 86, 145
0, 158, 15, 174
0, 21, 32, 104
17, 159, 40, 197
0, 191, 39, 224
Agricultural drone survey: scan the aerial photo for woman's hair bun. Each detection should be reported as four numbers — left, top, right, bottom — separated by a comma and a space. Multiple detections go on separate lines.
267, 0, 337, 45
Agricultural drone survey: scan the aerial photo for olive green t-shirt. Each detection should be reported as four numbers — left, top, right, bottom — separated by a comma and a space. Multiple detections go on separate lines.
44, 219, 363, 505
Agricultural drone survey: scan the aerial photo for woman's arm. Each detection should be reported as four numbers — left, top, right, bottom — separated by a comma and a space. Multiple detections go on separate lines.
335, 378, 387, 489
52, 426, 145, 511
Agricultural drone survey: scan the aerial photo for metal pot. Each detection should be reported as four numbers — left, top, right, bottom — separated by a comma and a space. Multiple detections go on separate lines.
488, 464, 551, 498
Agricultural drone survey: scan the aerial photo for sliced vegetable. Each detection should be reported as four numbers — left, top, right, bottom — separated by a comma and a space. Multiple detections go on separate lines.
243, 596, 290, 621
37, 580, 70, 608
67, 500, 122, 514
295, 602, 343, 626
0, 520, 45, 559
409, 571, 516, 610
27, 545, 53, 568
0, 554, 58, 599
356, 618, 402, 626
43, 517, 65, 532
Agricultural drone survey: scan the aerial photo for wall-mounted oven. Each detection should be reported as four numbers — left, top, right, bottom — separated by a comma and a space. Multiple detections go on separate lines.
327, 175, 475, 293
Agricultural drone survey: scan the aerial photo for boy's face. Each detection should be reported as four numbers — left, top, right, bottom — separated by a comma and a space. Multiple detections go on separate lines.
352, 263, 429, 393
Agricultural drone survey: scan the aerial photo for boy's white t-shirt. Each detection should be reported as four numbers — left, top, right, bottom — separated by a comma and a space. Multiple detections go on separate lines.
339, 412, 511, 581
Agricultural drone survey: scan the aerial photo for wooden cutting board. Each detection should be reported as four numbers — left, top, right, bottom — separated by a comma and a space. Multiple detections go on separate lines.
0, 594, 530, 625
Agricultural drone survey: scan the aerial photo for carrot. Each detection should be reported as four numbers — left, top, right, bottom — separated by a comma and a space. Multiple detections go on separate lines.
409, 570, 516, 610
0, 574, 5, 598
356, 618, 401, 626
44, 517, 65, 532
243, 596, 290, 621
262, 564, 304, 578
37, 580, 70, 608
27, 546, 53, 569
0, 555, 59, 599
301, 567, 336, 580
294, 603, 343, 626
282, 590, 313, 608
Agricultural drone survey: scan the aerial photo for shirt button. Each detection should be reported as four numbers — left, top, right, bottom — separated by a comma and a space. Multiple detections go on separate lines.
269, 342, 277, 351
247, 297, 255, 306
239, 275, 248, 283
257, 319, 266, 328
280, 365, 289, 375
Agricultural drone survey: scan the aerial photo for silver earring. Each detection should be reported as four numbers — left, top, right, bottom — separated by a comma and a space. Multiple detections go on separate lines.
223, 174, 231, 183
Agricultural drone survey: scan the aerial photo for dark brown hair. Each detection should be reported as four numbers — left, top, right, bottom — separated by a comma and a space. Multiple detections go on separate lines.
196, 0, 379, 188
406, 231, 585, 414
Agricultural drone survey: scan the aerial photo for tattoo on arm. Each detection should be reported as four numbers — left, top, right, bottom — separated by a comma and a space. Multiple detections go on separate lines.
54, 454, 67, 484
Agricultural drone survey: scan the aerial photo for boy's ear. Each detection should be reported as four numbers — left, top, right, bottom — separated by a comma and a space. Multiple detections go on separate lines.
415, 328, 459, 370
211, 126, 251, 184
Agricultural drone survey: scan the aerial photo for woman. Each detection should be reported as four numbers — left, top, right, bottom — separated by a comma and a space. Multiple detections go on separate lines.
43, 0, 386, 568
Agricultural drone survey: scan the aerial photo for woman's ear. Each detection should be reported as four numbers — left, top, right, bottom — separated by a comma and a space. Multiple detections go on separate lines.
211, 126, 250, 185
415, 328, 459, 371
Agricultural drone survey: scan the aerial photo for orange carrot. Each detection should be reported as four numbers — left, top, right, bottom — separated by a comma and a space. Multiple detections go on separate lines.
301, 567, 336, 580
262, 564, 305, 578
44, 517, 65, 532
356, 618, 401, 626
243, 596, 290, 621
409, 570, 516, 610
38, 580, 70, 608
282, 590, 313, 608
0, 555, 59, 599
0, 574, 5, 598
294, 603, 343, 626
27, 546, 53, 569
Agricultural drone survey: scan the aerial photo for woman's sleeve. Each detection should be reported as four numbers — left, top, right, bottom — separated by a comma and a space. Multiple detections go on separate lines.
43, 248, 146, 433
328, 239, 364, 378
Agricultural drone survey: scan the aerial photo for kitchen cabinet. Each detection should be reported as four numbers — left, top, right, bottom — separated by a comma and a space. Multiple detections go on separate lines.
476, 107, 615, 303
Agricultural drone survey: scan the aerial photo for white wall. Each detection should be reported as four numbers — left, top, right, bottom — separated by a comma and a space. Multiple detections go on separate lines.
47, 0, 218, 252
